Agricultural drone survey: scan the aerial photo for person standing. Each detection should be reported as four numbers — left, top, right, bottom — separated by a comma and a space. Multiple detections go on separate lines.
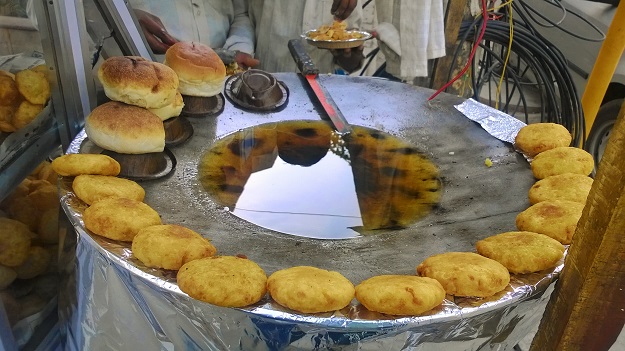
248, 0, 364, 73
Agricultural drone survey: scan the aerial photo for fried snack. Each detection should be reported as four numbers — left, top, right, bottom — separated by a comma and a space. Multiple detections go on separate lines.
177, 256, 267, 307
8, 196, 40, 232
37, 207, 60, 245
13, 246, 51, 280
476, 231, 565, 274
72, 174, 145, 205
0, 105, 17, 132
0, 265, 17, 289
0, 70, 15, 79
30, 64, 49, 80
14, 69, 50, 105
514, 123, 572, 156
267, 266, 355, 313
28, 183, 58, 212
51, 153, 121, 177
12, 100, 43, 129
0, 75, 20, 106
0, 218, 33, 267
132, 224, 217, 270
516, 200, 584, 244
416, 252, 510, 297
83, 197, 161, 241
308, 20, 364, 41
528, 173, 593, 205
531, 147, 594, 179
355, 275, 445, 316
37, 161, 58, 185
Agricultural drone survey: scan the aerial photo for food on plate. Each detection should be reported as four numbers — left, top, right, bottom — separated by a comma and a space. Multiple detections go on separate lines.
12, 100, 43, 129
0, 265, 17, 289
14, 69, 50, 105
0, 218, 33, 267
0, 74, 20, 106
72, 174, 145, 205
514, 123, 572, 156
355, 275, 445, 315
308, 20, 364, 41
528, 173, 593, 205
132, 224, 217, 270
225, 62, 245, 76
416, 252, 510, 297
476, 231, 565, 274
51, 153, 121, 177
98, 56, 179, 109
164, 41, 226, 97
516, 200, 584, 245
267, 266, 355, 313
13, 246, 51, 279
83, 197, 161, 242
177, 256, 267, 307
85, 101, 165, 154
148, 91, 184, 121
530, 147, 594, 179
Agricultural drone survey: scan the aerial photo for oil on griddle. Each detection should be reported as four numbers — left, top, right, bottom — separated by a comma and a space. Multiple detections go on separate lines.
198, 120, 442, 239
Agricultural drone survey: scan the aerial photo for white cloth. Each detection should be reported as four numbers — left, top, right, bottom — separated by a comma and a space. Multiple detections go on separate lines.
129, 0, 255, 55
375, 0, 445, 79
248, 0, 363, 73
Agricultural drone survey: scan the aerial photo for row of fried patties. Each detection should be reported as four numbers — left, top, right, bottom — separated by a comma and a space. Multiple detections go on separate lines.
88, 42, 226, 154
49, 133, 583, 316
0, 66, 51, 133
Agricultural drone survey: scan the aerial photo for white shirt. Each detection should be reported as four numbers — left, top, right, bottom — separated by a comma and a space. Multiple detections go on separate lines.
129, 0, 255, 55
375, 0, 446, 79
248, 0, 363, 73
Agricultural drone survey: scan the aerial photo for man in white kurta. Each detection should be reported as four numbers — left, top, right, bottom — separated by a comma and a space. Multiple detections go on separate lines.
248, 0, 364, 73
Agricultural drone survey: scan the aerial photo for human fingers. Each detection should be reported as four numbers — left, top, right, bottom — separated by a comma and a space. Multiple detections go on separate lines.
144, 34, 172, 54
235, 52, 260, 69
331, 0, 357, 20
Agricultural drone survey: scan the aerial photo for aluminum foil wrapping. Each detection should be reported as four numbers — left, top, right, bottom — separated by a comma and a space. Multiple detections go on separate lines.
454, 99, 527, 145
58, 75, 559, 351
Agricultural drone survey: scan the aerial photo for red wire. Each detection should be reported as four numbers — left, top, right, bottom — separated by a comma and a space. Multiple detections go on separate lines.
428, 0, 489, 101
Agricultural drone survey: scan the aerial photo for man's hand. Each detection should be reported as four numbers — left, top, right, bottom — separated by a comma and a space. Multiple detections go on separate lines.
331, 0, 358, 20
331, 45, 365, 73
134, 9, 178, 54
235, 52, 260, 69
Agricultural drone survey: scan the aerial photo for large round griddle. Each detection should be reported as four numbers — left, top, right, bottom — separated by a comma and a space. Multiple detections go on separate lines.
63, 73, 547, 349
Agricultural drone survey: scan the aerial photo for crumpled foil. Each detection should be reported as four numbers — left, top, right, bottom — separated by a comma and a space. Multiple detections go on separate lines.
59, 91, 556, 350
455, 99, 527, 145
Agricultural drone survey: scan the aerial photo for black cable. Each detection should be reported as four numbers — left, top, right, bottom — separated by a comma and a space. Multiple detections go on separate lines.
455, 9, 585, 146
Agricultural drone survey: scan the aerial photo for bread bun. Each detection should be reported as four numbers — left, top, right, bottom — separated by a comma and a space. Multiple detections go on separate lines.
165, 42, 226, 97
98, 56, 179, 109
85, 101, 165, 154
148, 91, 184, 121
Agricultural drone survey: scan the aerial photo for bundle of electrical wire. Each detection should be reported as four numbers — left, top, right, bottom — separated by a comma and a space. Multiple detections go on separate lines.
447, 0, 590, 147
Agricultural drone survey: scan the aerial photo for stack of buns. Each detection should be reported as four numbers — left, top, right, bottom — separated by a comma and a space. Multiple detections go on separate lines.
91, 56, 183, 154
164, 41, 226, 98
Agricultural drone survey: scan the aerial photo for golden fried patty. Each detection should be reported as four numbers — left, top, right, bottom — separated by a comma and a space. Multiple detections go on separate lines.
132, 224, 217, 270
51, 154, 121, 177
516, 200, 584, 244
514, 123, 571, 156
355, 275, 445, 316
476, 231, 565, 274
0, 218, 33, 267
531, 147, 594, 179
416, 252, 510, 297
267, 266, 355, 313
14, 69, 50, 105
72, 174, 145, 205
528, 173, 593, 205
177, 256, 267, 308
82, 197, 161, 241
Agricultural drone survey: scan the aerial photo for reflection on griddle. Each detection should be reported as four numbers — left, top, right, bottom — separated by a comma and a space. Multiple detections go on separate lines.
198, 120, 441, 239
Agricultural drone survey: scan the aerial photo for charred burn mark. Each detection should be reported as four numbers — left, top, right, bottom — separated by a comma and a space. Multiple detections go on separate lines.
294, 127, 320, 138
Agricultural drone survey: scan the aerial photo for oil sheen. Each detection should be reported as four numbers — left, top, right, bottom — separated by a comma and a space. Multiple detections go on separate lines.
199, 120, 441, 239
